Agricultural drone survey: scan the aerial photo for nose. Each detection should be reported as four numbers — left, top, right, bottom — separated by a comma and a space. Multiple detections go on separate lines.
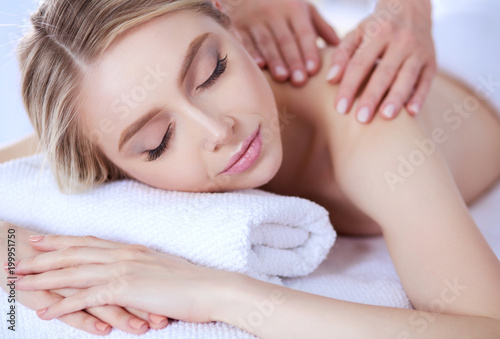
185, 107, 234, 151
202, 115, 234, 152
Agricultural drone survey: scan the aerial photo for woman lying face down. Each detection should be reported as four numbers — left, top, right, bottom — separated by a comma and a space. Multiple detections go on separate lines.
11, 0, 500, 337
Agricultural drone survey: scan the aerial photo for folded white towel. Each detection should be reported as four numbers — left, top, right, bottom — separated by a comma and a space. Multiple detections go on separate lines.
0, 154, 336, 286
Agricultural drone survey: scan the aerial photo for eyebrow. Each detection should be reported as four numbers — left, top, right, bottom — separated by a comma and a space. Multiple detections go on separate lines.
118, 32, 211, 153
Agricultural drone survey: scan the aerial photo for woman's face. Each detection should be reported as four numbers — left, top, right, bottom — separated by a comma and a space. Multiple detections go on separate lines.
80, 11, 283, 192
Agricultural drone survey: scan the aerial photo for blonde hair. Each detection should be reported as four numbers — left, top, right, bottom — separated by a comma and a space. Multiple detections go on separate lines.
17, 0, 230, 193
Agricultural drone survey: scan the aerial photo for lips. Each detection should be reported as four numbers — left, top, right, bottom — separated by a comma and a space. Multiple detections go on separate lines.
221, 126, 262, 175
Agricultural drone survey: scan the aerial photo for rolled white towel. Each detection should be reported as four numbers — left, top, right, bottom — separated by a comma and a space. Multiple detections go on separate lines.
0, 154, 336, 285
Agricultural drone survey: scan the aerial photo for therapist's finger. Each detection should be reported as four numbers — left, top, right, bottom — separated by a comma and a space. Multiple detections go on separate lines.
335, 39, 386, 115
238, 30, 265, 67
354, 46, 407, 123
380, 57, 423, 118
326, 28, 362, 86
309, 2, 340, 46
269, 19, 307, 86
250, 24, 289, 81
405, 64, 436, 115
290, 5, 322, 75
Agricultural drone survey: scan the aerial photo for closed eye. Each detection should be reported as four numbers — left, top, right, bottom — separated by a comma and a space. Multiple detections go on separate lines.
196, 54, 228, 90
146, 123, 174, 162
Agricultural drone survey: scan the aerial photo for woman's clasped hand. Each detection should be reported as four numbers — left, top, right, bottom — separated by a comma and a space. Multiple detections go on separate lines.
10, 234, 232, 326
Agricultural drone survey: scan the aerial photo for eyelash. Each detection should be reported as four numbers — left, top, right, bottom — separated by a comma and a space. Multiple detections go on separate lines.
146, 54, 228, 162
146, 124, 173, 162
196, 54, 228, 90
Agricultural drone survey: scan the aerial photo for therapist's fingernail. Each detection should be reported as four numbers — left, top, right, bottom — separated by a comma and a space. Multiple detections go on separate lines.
254, 56, 265, 67
409, 103, 420, 114
129, 318, 147, 330
383, 104, 395, 118
96, 321, 110, 332
326, 64, 340, 81
306, 60, 316, 73
275, 65, 288, 78
293, 70, 305, 83
29, 235, 44, 242
336, 98, 348, 114
357, 107, 370, 123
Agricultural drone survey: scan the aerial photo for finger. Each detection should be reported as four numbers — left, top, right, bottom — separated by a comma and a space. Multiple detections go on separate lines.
335, 39, 386, 115
405, 65, 436, 115
380, 57, 424, 118
28, 234, 151, 253
309, 2, 340, 46
28, 234, 123, 251
238, 30, 266, 68
37, 285, 121, 321
17, 263, 122, 290
55, 287, 152, 333
289, 7, 321, 75
250, 24, 289, 81
354, 46, 407, 123
326, 28, 362, 84
16, 246, 143, 274
87, 305, 149, 333
268, 19, 307, 85
23, 290, 112, 335
126, 307, 169, 330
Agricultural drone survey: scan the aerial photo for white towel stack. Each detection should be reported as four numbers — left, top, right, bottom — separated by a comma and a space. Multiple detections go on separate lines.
0, 154, 336, 285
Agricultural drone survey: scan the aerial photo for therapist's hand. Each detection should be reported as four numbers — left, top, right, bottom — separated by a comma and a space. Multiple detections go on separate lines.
327, 0, 436, 123
223, 0, 340, 86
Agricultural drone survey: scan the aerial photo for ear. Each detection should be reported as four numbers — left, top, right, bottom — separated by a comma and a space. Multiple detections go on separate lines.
211, 0, 223, 11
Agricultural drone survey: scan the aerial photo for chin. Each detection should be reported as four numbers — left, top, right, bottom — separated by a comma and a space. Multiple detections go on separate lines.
245, 143, 283, 190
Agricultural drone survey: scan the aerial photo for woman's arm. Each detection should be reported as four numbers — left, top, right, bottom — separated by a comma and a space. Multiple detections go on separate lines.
216, 108, 500, 338
0, 222, 167, 334
329, 108, 500, 320
0, 132, 41, 163
216, 273, 500, 339
14, 233, 500, 338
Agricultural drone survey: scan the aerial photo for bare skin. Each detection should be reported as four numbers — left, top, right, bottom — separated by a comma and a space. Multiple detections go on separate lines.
261, 47, 500, 236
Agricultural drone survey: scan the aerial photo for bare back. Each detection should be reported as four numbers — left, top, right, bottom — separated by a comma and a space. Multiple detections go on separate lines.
263, 47, 500, 235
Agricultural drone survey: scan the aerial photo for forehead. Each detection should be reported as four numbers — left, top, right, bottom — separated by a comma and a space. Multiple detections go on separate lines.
79, 11, 223, 136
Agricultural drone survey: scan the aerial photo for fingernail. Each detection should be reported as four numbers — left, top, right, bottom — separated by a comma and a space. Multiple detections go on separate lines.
275, 65, 288, 78
254, 56, 264, 66
29, 235, 44, 242
326, 64, 340, 81
37, 307, 48, 316
336, 98, 348, 114
383, 104, 395, 118
357, 107, 370, 123
150, 314, 167, 325
293, 70, 305, 83
306, 60, 316, 73
129, 318, 147, 330
409, 103, 420, 114
96, 321, 110, 332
